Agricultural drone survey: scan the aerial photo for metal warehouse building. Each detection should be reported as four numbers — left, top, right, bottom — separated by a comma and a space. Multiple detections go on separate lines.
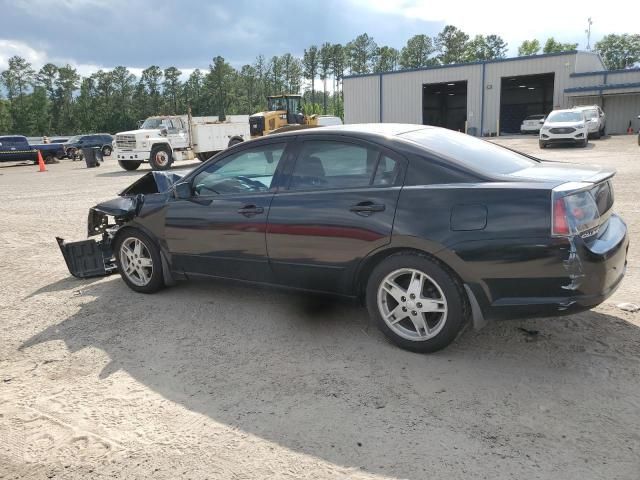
343, 51, 640, 136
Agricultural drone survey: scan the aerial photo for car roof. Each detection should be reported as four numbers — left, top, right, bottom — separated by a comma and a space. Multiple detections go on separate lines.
0, 135, 27, 139
271, 123, 429, 140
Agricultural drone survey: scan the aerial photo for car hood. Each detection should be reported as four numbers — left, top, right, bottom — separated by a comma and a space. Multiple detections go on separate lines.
543, 121, 584, 128
116, 129, 160, 136
119, 169, 190, 196
508, 161, 615, 184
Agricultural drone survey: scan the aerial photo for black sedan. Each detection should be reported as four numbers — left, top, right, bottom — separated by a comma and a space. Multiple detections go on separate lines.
57, 124, 628, 353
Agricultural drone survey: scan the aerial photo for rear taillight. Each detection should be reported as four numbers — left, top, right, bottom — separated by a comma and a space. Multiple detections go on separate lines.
552, 186, 601, 237
553, 197, 569, 235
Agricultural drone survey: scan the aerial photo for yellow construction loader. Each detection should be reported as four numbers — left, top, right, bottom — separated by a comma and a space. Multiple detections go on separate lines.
249, 94, 320, 138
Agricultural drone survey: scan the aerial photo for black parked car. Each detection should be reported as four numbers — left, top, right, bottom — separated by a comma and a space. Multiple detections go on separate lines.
57, 124, 628, 353
63, 134, 113, 159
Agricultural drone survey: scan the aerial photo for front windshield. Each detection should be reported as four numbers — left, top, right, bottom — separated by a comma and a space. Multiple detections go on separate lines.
268, 97, 287, 111
582, 109, 598, 119
141, 118, 163, 129
401, 127, 538, 175
547, 111, 584, 123
66, 136, 81, 143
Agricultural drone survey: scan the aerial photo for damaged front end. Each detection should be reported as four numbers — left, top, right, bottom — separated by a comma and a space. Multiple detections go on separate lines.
57, 170, 184, 279
57, 195, 144, 278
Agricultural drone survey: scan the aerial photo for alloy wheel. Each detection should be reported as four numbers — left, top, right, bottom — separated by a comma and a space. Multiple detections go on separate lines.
120, 237, 154, 287
377, 268, 448, 341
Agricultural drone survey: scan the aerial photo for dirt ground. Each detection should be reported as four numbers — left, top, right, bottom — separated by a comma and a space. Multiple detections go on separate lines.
1, 135, 639, 480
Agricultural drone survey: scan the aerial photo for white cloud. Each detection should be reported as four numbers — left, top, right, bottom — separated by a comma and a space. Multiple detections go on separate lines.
0, 39, 48, 71
353, 0, 637, 50
0, 38, 197, 81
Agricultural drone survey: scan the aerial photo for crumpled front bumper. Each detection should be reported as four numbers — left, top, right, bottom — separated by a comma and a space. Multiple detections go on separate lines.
56, 235, 116, 279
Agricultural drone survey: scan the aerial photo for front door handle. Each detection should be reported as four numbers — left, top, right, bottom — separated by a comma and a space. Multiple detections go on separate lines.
350, 202, 386, 216
238, 205, 264, 217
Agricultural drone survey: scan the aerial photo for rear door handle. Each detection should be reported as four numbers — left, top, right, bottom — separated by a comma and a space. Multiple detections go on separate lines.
238, 205, 264, 217
349, 202, 386, 215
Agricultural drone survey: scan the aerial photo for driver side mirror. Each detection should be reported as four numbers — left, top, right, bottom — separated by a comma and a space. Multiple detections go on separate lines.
160, 128, 168, 136
173, 182, 192, 200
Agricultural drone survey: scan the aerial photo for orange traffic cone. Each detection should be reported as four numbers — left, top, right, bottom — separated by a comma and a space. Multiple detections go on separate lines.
37, 150, 46, 172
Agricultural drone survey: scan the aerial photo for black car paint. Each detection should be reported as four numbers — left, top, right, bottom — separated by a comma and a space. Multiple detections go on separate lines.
59, 125, 628, 326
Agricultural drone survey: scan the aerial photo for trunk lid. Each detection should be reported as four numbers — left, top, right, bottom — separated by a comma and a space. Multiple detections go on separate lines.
508, 161, 615, 185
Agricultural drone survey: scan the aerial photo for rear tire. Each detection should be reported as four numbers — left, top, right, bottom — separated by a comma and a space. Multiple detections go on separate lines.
149, 145, 173, 171
366, 253, 466, 353
118, 160, 141, 171
114, 229, 164, 294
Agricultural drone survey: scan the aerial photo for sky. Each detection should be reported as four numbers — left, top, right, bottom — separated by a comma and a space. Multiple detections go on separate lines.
0, 0, 636, 78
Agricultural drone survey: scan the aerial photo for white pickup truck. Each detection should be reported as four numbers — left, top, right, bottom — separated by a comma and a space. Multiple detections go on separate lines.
114, 114, 250, 171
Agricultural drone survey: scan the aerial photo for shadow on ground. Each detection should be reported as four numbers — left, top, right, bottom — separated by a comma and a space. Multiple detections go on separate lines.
21, 276, 640, 478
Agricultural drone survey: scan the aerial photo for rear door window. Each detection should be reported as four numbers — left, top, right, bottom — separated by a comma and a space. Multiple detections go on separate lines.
289, 140, 398, 190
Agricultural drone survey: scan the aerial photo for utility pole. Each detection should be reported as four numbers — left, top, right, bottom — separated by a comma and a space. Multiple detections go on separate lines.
585, 17, 593, 50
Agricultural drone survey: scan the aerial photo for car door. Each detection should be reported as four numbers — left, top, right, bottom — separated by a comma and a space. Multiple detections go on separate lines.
0, 137, 24, 162
166, 118, 189, 150
266, 136, 406, 294
164, 140, 290, 283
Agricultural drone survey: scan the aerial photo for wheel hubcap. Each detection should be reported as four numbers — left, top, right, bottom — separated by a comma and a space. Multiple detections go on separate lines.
155, 151, 169, 166
377, 268, 448, 341
120, 237, 153, 287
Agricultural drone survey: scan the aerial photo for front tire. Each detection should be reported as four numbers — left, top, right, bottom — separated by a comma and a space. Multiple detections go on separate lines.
149, 145, 173, 171
539, 140, 546, 149
118, 160, 141, 171
114, 229, 164, 294
228, 137, 243, 148
366, 253, 466, 353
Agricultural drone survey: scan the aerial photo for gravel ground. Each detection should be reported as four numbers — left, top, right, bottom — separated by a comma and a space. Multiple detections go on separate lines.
1, 135, 639, 480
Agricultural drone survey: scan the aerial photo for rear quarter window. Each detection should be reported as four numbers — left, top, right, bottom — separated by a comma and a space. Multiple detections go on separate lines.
401, 128, 538, 176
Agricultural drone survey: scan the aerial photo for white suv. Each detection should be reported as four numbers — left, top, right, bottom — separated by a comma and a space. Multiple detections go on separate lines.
539, 109, 589, 149
573, 105, 606, 139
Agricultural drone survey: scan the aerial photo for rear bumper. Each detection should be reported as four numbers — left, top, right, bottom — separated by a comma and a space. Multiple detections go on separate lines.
455, 214, 629, 320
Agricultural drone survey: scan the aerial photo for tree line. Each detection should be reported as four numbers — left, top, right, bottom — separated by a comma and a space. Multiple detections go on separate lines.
1, 26, 638, 137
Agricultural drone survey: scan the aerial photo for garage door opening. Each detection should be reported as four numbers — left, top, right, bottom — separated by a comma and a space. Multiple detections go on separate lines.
500, 73, 554, 134
422, 81, 468, 132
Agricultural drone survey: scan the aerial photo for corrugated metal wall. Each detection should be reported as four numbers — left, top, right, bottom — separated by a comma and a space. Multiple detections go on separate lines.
343, 52, 640, 136
603, 94, 640, 133
381, 65, 483, 132
483, 53, 577, 134
568, 94, 640, 134
343, 75, 380, 124
575, 52, 606, 73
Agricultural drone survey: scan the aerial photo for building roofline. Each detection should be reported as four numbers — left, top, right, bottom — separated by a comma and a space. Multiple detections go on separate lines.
570, 67, 640, 77
565, 81, 640, 93
344, 50, 580, 80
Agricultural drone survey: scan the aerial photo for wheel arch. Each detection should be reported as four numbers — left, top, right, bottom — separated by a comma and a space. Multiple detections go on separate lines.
112, 223, 175, 286
150, 141, 172, 153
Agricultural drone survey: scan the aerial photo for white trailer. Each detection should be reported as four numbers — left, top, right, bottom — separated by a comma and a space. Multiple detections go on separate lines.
114, 114, 250, 171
